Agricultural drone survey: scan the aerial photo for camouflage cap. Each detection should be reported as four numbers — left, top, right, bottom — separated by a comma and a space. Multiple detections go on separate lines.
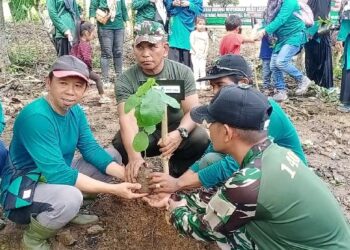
134, 21, 167, 45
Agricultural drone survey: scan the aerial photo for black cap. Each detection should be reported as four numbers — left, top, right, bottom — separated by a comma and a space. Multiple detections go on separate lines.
190, 84, 272, 130
197, 54, 253, 81
51, 55, 89, 82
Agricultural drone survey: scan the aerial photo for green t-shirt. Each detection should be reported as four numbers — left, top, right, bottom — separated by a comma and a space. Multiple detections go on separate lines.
6, 97, 113, 186
265, 0, 307, 53
90, 0, 129, 30
115, 59, 196, 124
47, 0, 80, 40
171, 141, 350, 249
132, 0, 156, 24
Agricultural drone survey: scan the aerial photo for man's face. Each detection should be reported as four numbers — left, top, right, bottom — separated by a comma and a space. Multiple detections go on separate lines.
133, 41, 169, 75
208, 122, 227, 153
209, 76, 234, 94
46, 75, 87, 115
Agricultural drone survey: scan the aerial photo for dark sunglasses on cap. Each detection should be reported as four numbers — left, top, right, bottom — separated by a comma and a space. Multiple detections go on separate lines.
208, 65, 249, 78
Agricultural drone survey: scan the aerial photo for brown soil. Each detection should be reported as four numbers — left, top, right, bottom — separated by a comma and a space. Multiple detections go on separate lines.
0, 23, 349, 250
136, 163, 153, 194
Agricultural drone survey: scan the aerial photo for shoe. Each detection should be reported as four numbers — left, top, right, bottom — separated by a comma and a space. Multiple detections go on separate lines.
99, 96, 112, 104
70, 214, 99, 225
22, 216, 57, 250
295, 76, 312, 95
337, 104, 350, 113
272, 90, 288, 102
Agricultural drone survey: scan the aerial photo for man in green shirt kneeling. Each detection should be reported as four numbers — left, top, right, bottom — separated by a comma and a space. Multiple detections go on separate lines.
144, 85, 350, 249
0, 55, 146, 250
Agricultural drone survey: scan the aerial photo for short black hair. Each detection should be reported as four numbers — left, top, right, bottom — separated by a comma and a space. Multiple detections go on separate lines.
226, 75, 253, 85
225, 15, 242, 31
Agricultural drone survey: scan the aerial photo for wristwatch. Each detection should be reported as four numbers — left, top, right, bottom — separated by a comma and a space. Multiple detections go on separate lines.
177, 127, 188, 139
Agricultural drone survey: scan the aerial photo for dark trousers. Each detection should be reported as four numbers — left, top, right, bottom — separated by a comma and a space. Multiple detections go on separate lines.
97, 28, 124, 80
89, 70, 104, 95
340, 36, 350, 106
168, 48, 192, 69
112, 125, 210, 177
54, 38, 72, 57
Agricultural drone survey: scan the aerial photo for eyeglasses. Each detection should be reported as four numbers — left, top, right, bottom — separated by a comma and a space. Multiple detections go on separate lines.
208, 65, 249, 78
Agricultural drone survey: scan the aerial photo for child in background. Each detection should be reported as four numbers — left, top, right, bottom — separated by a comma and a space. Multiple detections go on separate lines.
219, 15, 258, 56
70, 21, 111, 104
190, 16, 209, 89
259, 34, 274, 96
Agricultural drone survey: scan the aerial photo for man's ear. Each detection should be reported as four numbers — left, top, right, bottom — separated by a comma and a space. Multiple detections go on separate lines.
163, 42, 169, 58
223, 124, 232, 142
45, 76, 51, 90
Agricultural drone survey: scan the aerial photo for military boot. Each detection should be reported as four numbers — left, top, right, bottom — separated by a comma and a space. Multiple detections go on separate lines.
70, 214, 99, 225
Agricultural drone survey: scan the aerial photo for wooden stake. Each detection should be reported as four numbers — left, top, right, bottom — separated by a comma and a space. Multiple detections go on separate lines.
161, 105, 169, 174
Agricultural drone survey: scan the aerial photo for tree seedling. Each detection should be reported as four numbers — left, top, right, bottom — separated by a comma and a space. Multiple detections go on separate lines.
124, 78, 180, 178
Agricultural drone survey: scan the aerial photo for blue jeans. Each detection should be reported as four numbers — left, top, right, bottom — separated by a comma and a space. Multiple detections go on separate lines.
0, 140, 8, 175
262, 59, 273, 88
98, 28, 125, 80
270, 44, 303, 91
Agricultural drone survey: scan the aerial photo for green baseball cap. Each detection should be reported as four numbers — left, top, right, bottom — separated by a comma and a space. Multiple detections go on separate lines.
134, 21, 167, 45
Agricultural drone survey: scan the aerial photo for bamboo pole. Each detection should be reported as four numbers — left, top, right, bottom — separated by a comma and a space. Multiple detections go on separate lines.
161, 105, 169, 174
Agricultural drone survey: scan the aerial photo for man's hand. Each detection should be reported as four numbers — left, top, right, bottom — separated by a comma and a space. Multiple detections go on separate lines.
172, 0, 181, 6
335, 41, 343, 52
180, 0, 190, 7
125, 157, 145, 183
89, 17, 96, 25
168, 197, 187, 212
143, 193, 171, 208
256, 29, 266, 40
64, 30, 73, 42
110, 182, 147, 199
148, 172, 180, 193
158, 130, 182, 158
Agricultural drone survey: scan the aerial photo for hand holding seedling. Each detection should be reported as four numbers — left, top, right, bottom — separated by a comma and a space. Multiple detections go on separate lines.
157, 130, 182, 157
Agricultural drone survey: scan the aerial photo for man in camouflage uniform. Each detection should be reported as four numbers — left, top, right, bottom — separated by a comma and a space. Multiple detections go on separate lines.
144, 85, 350, 249
112, 21, 209, 182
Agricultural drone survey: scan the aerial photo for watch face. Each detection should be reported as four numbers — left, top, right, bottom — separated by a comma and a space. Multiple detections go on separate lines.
178, 128, 188, 138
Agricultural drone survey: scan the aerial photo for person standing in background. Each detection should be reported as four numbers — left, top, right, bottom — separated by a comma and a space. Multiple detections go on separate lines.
190, 16, 209, 89
257, 0, 312, 102
305, 0, 334, 89
90, 0, 129, 86
47, 0, 81, 56
132, 0, 167, 25
165, 0, 203, 67
336, 0, 350, 112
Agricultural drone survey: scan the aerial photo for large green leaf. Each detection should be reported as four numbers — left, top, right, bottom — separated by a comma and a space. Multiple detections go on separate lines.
124, 94, 141, 113
132, 131, 149, 152
140, 89, 165, 126
136, 78, 157, 97
159, 91, 180, 109
144, 125, 156, 135
134, 107, 148, 127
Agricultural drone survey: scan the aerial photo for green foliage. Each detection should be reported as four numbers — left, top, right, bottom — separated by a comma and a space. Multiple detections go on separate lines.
124, 78, 180, 152
8, 43, 40, 67
9, 0, 39, 22
208, 0, 239, 7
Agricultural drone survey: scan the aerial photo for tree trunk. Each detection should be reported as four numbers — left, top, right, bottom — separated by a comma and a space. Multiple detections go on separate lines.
0, 0, 11, 73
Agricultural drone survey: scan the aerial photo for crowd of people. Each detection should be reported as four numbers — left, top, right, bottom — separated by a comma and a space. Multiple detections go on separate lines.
1, 0, 350, 249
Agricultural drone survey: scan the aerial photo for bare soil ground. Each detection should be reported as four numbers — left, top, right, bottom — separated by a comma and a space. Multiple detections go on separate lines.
0, 23, 349, 250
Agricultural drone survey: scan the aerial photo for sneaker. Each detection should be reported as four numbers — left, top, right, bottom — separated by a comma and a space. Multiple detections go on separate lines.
272, 90, 288, 102
99, 96, 112, 104
337, 104, 350, 113
295, 76, 312, 95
